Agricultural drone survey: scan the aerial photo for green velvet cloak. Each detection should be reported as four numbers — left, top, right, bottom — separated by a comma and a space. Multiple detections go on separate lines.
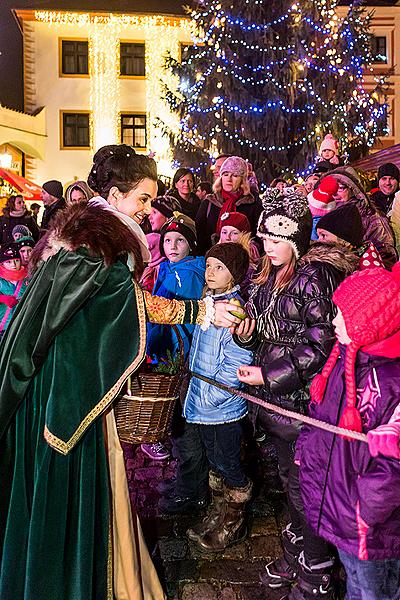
0, 249, 147, 600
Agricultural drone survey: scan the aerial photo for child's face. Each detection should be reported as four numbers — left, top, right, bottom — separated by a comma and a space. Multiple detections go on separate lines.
163, 231, 190, 263
263, 238, 294, 267
332, 308, 352, 345
19, 246, 32, 266
304, 175, 319, 194
219, 225, 241, 243
2, 258, 21, 271
321, 149, 335, 160
149, 208, 167, 232
205, 257, 233, 294
13, 232, 23, 242
317, 228, 339, 245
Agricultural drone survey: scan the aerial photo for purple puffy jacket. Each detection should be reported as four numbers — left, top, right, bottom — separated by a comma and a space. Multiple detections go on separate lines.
297, 345, 400, 560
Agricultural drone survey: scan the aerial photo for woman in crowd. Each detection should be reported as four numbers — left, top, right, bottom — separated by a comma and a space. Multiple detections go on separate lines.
0, 194, 39, 244
235, 187, 358, 599
168, 168, 200, 220
0, 144, 242, 600
0, 243, 29, 338
196, 156, 262, 254
325, 166, 397, 268
65, 180, 94, 205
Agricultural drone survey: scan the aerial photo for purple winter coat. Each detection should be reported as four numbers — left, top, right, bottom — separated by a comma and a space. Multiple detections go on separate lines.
297, 345, 400, 560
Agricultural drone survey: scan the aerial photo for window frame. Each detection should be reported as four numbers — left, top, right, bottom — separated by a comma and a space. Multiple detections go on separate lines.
58, 38, 89, 78
119, 40, 146, 79
371, 35, 388, 64
120, 112, 147, 150
60, 110, 91, 150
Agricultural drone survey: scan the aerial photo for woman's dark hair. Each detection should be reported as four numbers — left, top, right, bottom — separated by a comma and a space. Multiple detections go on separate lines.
172, 167, 195, 189
3, 194, 24, 216
270, 178, 287, 189
87, 144, 157, 199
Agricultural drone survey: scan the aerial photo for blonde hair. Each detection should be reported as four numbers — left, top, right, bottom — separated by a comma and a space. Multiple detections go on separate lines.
236, 232, 259, 268
253, 251, 296, 291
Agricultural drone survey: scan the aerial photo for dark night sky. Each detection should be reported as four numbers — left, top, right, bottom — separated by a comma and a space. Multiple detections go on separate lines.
0, 0, 398, 112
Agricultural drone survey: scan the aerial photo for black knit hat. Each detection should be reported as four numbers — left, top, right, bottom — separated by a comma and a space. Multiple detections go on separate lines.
0, 243, 20, 263
257, 188, 312, 259
152, 195, 181, 219
316, 203, 364, 247
160, 213, 197, 255
378, 162, 400, 183
42, 180, 63, 199
206, 242, 250, 285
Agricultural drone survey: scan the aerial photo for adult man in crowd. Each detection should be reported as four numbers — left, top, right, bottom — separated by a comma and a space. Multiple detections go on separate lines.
41, 180, 66, 230
196, 180, 212, 201
370, 162, 399, 215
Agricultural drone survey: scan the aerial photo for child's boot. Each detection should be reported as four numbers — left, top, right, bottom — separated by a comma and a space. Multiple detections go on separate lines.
259, 523, 304, 589
282, 552, 337, 600
195, 480, 252, 552
186, 471, 224, 542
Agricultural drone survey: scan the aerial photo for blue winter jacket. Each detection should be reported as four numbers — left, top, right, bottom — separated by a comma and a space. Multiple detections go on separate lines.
147, 255, 205, 359
184, 288, 253, 425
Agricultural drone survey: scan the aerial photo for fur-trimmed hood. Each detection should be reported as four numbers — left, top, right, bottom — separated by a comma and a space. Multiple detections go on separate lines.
300, 241, 359, 276
31, 202, 147, 279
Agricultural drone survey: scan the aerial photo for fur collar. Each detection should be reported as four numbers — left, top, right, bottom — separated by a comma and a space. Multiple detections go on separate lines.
299, 242, 359, 276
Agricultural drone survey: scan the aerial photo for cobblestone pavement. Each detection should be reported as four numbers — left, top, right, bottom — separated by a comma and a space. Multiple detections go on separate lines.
123, 437, 293, 600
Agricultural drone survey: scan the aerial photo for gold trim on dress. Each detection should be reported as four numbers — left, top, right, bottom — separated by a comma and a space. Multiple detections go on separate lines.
44, 282, 147, 455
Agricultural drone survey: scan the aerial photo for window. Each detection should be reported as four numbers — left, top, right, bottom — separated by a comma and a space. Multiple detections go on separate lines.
61, 40, 89, 75
120, 43, 145, 77
120, 114, 147, 148
61, 112, 90, 148
371, 36, 387, 64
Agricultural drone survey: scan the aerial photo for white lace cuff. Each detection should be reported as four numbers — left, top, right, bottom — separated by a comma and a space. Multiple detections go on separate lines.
200, 295, 215, 331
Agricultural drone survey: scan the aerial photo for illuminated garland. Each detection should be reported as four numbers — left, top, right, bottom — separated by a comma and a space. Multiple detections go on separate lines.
35, 10, 191, 175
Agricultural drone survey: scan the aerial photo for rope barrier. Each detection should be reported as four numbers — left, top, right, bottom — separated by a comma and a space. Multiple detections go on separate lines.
190, 371, 368, 443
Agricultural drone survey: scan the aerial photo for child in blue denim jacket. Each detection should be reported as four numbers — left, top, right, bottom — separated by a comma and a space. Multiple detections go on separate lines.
184, 242, 253, 553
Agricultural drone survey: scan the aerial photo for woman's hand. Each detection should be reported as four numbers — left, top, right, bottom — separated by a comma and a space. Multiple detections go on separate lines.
234, 318, 256, 339
214, 300, 245, 328
237, 366, 264, 386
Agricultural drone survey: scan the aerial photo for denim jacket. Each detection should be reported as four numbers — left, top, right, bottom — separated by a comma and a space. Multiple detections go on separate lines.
183, 287, 253, 425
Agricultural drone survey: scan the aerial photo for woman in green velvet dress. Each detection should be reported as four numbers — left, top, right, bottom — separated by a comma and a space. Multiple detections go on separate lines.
0, 145, 241, 600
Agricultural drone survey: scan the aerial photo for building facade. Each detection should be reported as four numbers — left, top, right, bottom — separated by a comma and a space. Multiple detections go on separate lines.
15, 8, 192, 186
8, 5, 400, 187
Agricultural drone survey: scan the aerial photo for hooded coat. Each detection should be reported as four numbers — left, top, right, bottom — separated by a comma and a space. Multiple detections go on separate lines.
297, 345, 400, 560
323, 167, 398, 268
237, 244, 359, 425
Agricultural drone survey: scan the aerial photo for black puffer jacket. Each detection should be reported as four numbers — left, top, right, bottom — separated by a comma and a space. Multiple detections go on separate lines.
238, 244, 358, 414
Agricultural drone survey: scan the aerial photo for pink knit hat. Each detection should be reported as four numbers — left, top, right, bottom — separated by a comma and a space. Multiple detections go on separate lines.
307, 175, 338, 217
310, 262, 400, 435
319, 134, 339, 157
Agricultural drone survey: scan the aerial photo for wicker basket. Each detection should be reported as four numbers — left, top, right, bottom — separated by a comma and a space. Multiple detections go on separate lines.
115, 326, 184, 444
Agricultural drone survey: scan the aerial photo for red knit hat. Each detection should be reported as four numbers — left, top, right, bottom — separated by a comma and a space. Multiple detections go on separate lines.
216, 211, 251, 235
310, 263, 400, 434
307, 176, 338, 217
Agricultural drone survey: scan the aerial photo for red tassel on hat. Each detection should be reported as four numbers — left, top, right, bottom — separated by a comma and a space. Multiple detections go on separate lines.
339, 405, 363, 435
310, 342, 340, 404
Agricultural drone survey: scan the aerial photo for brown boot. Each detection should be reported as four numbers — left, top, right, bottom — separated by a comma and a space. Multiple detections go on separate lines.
195, 480, 252, 552
187, 471, 224, 542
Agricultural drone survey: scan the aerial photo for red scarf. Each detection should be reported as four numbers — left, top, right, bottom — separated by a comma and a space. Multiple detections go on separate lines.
0, 265, 27, 282
216, 188, 243, 232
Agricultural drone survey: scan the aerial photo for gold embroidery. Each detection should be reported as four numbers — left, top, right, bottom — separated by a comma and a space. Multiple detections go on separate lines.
44, 282, 147, 455
196, 300, 206, 325
144, 291, 190, 325
108, 517, 113, 600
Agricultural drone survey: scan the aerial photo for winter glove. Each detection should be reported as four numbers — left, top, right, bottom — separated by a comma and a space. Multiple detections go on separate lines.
367, 422, 400, 459
0, 294, 18, 308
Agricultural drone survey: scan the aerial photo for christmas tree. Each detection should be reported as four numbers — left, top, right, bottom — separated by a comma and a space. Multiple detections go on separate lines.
162, 0, 387, 184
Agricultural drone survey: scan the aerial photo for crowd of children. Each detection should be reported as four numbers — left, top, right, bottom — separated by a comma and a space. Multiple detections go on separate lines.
1, 142, 400, 600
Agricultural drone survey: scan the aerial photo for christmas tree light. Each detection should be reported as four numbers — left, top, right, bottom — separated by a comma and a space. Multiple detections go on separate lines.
162, 0, 387, 184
